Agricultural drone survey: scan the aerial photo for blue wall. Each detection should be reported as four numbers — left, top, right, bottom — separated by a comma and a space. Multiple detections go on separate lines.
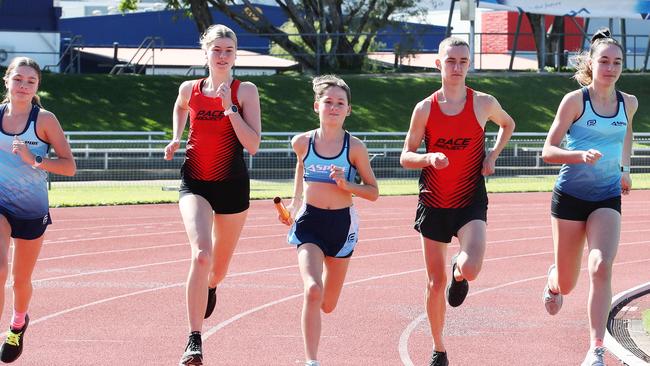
0, 0, 61, 32
59, 6, 445, 53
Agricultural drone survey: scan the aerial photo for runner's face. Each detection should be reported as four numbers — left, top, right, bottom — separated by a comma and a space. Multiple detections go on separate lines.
438, 45, 470, 83
4, 65, 39, 103
590, 43, 623, 86
205, 37, 237, 72
314, 86, 350, 127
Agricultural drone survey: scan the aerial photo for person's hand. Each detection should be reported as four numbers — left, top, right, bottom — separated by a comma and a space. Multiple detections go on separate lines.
621, 172, 632, 195
330, 165, 349, 189
482, 150, 497, 176
582, 149, 602, 165
164, 139, 180, 160
428, 152, 449, 169
279, 202, 296, 226
216, 82, 233, 111
11, 135, 34, 165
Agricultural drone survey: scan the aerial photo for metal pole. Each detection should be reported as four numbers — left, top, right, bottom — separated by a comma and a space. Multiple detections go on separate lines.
446, 0, 457, 38
469, 19, 475, 71
539, 15, 546, 72
509, 10, 524, 71
643, 36, 650, 72
620, 18, 627, 69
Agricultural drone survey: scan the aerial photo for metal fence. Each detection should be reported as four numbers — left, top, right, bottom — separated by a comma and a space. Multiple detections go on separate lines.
49, 131, 650, 188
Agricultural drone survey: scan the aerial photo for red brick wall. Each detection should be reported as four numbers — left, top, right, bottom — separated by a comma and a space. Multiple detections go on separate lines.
482, 11, 585, 53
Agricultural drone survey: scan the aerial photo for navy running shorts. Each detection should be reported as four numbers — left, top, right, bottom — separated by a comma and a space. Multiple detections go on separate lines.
0, 208, 51, 240
414, 201, 487, 243
551, 188, 621, 221
179, 175, 250, 214
288, 204, 359, 258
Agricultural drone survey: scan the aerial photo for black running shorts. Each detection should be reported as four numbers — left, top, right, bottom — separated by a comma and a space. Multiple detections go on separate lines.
551, 188, 621, 221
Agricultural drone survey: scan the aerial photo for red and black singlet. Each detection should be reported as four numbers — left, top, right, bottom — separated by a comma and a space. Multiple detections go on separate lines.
419, 87, 486, 208
184, 78, 247, 181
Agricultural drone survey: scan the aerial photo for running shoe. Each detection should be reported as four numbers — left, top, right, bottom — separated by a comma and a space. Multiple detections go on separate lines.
429, 350, 449, 366
179, 332, 203, 366
0, 314, 29, 363
304, 360, 321, 366
446, 253, 469, 307
543, 264, 563, 315
580, 347, 606, 366
204, 287, 217, 319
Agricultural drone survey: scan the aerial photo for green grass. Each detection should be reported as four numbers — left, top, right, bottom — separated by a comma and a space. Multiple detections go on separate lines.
48, 174, 650, 207
39, 73, 650, 135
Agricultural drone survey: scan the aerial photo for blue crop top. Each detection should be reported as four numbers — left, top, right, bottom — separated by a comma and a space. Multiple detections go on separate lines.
303, 130, 357, 184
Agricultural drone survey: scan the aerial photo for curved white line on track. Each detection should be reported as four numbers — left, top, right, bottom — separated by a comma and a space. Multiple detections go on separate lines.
398, 258, 650, 366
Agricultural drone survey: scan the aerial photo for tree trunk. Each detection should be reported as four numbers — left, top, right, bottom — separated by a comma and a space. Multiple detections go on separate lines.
188, 0, 213, 35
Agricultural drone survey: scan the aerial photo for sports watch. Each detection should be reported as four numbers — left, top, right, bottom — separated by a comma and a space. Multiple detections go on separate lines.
224, 105, 239, 116
32, 155, 43, 168
621, 165, 630, 173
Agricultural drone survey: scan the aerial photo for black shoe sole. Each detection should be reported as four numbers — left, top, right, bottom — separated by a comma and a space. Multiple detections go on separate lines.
204, 287, 216, 319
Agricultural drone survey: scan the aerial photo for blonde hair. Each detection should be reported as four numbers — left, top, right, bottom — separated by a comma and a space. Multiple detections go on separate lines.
2, 57, 42, 107
200, 24, 238, 49
572, 28, 624, 86
312, 75, 351, 104
438, 37, 470, 53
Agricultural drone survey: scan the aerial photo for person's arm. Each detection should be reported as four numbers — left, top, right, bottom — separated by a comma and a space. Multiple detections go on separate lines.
330, 137, 379, 201
280, 133, 308, 225
482, 95, 516, 176
542, 91, 601, 165
164, 81, 192, 160
621, 93, 638, 194
23, 111, 76, 176
227, 81, 261, 155
400, 98, 448, 170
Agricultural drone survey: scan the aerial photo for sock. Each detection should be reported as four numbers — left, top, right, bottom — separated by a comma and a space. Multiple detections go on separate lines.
592, 338, 604, 348
11, 311, 27, 330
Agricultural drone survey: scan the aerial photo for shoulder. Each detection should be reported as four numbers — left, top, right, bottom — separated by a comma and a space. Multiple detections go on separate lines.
472, 90, 499, 109
348, 135, 369, 154
238, 81, 259, 96
413, 95, 433, 117
562, 89, 584, 104
619, 91, 638, 113
36, 108, 60, 127
291, 131, 311, 148
178, 80, 196, 97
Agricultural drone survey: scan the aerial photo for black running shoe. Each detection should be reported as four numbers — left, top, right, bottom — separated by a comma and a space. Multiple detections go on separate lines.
429, 351, 449, 366
0, 314, 29, 363
179, 332, 203, 366
446, 253, 469, 307
204, 287, 217, 319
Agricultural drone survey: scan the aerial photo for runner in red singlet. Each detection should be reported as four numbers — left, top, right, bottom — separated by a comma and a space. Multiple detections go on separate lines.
163, 24, 261, 366
400, 37, 515, 366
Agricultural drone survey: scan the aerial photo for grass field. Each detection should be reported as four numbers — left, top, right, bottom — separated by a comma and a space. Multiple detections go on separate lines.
39, 73, 650, 135
644, 309, 650, 335
48, 174, 650, 207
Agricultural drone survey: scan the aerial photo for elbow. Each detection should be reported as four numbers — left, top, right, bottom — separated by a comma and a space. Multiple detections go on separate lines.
541, 147, 553, 164
399, 153, 409, 169
369, 191, 379, 202
65, 162, 77, 176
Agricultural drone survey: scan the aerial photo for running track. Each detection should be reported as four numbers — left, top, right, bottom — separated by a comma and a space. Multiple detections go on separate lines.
5, 191, 650, 365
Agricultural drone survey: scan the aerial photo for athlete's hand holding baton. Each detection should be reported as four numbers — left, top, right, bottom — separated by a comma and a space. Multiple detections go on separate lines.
274, 197, 293, 226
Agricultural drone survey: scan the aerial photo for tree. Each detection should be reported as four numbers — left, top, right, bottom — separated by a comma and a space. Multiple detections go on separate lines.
525, 13, 568, 70
120, 0, 424, 72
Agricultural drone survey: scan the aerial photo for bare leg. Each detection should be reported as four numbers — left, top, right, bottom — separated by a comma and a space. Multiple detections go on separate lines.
320, 256, 350, 314
297, 244, 325, 362
549, 217, 586, 295
454, 220, 486, 282
421, 236, 448, 352
207, 210, 248, 288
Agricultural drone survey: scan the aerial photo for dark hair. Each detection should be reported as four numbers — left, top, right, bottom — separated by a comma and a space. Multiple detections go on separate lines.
572, 27, 624, 86
312, 74, 351, 104
2, 57, 43, 107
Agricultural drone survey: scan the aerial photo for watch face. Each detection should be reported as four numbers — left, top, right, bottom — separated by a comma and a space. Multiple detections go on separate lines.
231, 105, 238, 113
35, 155, 43, 163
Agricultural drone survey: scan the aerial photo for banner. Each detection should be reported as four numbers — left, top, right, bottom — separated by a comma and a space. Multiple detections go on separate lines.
478, 0, 650, 19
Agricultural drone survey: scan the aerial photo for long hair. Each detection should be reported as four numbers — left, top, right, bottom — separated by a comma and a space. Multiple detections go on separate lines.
200, 24, 238, 49
572, 28, 624, 86
2, 57, 43, 107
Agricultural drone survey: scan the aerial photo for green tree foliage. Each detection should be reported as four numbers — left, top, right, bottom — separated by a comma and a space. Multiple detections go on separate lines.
120, 0, 424, 72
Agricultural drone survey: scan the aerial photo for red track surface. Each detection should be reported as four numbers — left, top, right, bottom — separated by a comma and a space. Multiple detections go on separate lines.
5, 191, 650, 365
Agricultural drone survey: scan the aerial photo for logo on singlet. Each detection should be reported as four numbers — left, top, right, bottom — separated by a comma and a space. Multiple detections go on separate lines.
611, 121, 626, 127
587, 119, 597, 126
306, 164, 344, 173
195, 110, 225, 121
24, 140, 38, 146
434, 137, 471, 150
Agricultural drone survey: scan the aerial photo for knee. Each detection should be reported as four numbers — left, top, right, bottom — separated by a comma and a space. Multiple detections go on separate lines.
191, 246, 212, 270
426, 277, 446, 294
321, 301, 336, 314
589, 254, 613, 283
459, 262, 481, 282
304, 282, 323, 306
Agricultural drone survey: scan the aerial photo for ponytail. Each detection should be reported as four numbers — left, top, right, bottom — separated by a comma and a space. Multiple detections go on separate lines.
571, 27, 624, 86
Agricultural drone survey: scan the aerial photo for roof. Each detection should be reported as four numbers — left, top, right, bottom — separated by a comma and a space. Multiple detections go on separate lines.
79, 47, 299, 69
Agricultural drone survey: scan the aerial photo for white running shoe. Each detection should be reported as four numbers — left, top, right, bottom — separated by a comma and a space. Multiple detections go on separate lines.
305, 360, 321, 366
543, 264, 563, 315
581, 347, 606, 366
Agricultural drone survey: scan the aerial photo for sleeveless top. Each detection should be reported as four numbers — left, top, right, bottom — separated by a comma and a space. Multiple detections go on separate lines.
555, 88, 628, 201
303, 130, 357, 184
0, 104, 50, 219
184, 78, 247, 181
419, 87, 486, 208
